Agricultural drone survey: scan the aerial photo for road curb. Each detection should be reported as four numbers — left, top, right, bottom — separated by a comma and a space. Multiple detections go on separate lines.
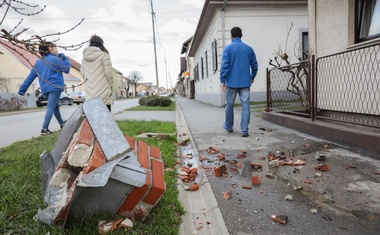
176, 100, 229, 235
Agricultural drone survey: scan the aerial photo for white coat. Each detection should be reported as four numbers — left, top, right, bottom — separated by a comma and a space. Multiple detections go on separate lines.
81, 46, 114, 105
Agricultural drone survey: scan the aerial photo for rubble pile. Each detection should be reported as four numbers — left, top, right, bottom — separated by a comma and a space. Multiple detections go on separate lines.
34, 97, 165, 228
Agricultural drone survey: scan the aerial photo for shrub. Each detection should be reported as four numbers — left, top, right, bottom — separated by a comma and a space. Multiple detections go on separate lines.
0, 95, 27, 111
138, 96, 172, 107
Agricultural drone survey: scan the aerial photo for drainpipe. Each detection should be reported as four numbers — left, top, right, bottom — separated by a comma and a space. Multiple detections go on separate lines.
222, 0, 228, 48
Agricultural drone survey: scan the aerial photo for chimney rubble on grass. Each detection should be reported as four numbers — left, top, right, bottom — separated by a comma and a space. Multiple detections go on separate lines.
34, 97, 166, 227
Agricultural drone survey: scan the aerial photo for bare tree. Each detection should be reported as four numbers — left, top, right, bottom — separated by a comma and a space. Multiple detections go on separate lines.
128, 70, 143, 96
0, 77, 10, 92
268, 22, 310, 109
0, 0, 87, 88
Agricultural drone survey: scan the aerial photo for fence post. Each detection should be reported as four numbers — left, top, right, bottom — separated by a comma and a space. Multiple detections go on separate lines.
266, 68, 271, 112
310, 55, 316, 121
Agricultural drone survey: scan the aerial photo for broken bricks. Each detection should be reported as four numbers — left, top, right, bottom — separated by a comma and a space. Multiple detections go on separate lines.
206, 146, 219, 154
214, 164, 227, 176
279, 159, 306, 166
315, 164, 329, 172
35, 97, 165, 227
178, 166, 198, 182
250, 162, 263, 170
251, 175, 261, 185
98, 217, 133, 234
223, 190, 232, 200
271, 215, 288, 225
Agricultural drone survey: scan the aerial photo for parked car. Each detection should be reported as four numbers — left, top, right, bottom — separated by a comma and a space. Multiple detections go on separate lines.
159, 92, 169, 97
69, 91, 86, 105
36, 92, 74, 107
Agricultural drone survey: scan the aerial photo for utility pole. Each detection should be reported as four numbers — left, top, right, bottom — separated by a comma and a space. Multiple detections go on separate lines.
165, 56, 168, 93
150, 0, 160, 95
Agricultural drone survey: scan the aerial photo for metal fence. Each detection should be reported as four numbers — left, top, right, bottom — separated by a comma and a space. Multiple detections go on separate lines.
267, 42, 380, 128
316, 43, 380, 128
266, 60, 310, 117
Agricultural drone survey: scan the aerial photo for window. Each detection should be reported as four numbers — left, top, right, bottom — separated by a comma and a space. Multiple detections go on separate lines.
211, 39, 218, 72
205, 51, 209, 78
194, 63, 199, 82
201, 57, 204, 79
356, 0, 380, 42
301, 32, 309, 60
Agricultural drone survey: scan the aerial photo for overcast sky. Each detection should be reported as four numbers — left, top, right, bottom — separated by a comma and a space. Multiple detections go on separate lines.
2, 0, 204, 88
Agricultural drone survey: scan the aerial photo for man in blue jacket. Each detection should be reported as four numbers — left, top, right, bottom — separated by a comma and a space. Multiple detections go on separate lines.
220, 27, 258, 137
18, 42, 71, 135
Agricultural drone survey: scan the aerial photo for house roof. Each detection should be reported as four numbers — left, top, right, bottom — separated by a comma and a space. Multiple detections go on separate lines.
181, 36, 193, 55
136, 83, 151, 89
0, 39, 39, 70
0, 39, 79, 79
189, 0, 308, 57
67, 56, 81, 70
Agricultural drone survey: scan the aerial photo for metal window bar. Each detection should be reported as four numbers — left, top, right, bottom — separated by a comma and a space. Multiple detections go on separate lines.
316, 43, 380, 128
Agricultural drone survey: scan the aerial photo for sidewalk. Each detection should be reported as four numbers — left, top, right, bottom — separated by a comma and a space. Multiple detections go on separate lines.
113, 96, 380, 234
174, 96, 380, 234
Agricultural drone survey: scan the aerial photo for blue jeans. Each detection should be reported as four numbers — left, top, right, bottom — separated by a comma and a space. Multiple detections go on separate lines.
43, 91, 64, 129
224, 87, 251, 134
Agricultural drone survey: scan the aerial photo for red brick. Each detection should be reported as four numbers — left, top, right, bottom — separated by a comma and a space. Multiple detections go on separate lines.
190, 167, 198, 174
137, 140, 150, 169
271, 215, 288, 225
77, 118, 94, 146
251, 175, 261, 185
250, 163, 263, 169
82, 140, 106, 175
143, 158, 165, 205
150, 145, 161, 160
117, 171, 151, 214
125, 135, 135, 150
315, 164, 329, 172
214, 164, 227, 176
180, 166, 190, 174
190, 183, 199, 191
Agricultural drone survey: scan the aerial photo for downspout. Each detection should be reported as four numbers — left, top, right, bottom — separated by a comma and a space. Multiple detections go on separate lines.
222, 0, 228, 48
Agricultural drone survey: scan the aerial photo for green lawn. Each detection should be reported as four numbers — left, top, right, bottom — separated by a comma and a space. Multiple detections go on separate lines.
0, 119, 184, 235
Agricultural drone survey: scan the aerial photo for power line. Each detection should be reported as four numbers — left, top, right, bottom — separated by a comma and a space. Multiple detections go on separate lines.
156, 8, 201, 14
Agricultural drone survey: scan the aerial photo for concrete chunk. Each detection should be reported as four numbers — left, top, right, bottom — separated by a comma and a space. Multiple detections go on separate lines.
83, 97, 131, 161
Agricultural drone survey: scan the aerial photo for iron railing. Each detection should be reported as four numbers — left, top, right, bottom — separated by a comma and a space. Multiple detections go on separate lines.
316, 43, 380, 128
267, 42, 380, 129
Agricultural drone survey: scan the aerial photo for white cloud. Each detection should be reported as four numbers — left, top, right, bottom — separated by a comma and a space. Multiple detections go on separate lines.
159, 19, 197, 35
3, 0, 203, 87
41, 5, 65, 17
182, 0, 205, 8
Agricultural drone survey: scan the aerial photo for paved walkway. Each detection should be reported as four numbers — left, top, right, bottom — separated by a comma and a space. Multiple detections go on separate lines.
115, 96, 380, 235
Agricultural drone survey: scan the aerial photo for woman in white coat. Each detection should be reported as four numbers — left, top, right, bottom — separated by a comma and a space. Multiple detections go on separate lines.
81, 35, 114, 111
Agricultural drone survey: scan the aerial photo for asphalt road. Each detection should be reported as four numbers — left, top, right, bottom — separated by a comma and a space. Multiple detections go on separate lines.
0, 99, 139, 148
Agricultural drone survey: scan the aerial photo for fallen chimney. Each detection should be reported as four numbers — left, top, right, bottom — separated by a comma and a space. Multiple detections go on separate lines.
34, 97, 166, 227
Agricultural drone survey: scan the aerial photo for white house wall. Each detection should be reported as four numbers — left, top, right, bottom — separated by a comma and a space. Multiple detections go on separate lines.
0, 44, 38, 94
309, 0, 355, 58
310, 0, 380, 115
193, 10, 223, 106
192, 4, 308, 106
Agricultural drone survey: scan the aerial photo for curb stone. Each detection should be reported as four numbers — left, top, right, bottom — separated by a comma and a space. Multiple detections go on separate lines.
176, 101, 229, 235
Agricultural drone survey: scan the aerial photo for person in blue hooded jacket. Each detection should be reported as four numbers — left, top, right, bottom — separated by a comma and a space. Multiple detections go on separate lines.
18, 41, 70, 135
220, 26, 258, 137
